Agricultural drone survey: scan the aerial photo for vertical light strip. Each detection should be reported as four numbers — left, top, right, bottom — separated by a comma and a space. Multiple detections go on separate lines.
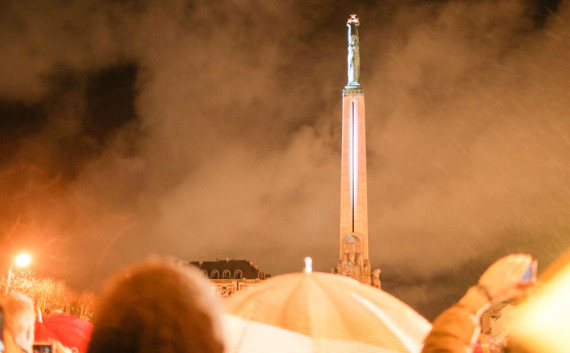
354, 99, 359, 230
351, 98, 358, 232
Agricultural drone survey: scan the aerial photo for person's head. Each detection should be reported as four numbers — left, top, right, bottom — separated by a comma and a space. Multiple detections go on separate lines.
0, 291, 35, 353
86, 258, 225, 353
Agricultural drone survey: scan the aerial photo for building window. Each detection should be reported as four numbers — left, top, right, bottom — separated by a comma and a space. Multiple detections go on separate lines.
211, 270, 219, 279
202, 270, 208, 277
234, 270, 243, 279
258, 271, 265, 280
223, 270, 231, 279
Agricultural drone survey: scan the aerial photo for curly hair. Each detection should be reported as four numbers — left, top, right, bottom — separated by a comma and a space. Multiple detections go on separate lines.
87, 258, 225, 353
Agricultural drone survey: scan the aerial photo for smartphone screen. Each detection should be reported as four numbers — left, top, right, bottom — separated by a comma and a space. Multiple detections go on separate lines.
520, 260, 537, 285
33, 344, 53, 353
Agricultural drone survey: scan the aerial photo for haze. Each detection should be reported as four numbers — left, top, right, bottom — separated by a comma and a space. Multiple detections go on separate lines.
0, 0, 568, 319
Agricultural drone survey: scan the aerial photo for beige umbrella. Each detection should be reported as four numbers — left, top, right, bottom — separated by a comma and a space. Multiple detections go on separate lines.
223, 268, 431, 353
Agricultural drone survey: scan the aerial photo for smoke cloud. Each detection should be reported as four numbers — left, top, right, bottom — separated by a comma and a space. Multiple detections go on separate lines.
0, 0, 568, 319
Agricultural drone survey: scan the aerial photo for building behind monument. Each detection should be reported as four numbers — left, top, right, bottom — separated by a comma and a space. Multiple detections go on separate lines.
188, 258, 269, 297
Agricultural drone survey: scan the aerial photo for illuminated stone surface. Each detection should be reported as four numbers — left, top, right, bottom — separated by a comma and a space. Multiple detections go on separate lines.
337, 15, 379, 287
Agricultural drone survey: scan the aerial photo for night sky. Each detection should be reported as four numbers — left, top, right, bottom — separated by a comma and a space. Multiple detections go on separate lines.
1, 0, 569, 320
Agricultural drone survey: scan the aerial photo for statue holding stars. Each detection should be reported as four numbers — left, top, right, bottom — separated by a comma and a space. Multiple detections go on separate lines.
346, 14, 360, 88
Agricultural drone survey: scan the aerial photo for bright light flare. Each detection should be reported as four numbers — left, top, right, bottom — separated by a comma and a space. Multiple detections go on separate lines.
14, 253, 31, 267
512, 257, 570, 353
304, 257, 312, 274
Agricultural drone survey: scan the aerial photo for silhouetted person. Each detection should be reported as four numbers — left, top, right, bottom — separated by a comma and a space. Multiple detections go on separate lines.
86, 258, 225, 353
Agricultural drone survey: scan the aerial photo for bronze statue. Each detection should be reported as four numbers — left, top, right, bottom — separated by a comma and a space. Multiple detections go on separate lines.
346, 14, 360, 87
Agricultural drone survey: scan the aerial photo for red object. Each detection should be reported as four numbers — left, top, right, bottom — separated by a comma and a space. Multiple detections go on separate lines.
472, 334, 506, 353
34, 313, 93, 353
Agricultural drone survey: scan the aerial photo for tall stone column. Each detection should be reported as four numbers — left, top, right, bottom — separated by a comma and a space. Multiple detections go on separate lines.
338, 15, 371, 285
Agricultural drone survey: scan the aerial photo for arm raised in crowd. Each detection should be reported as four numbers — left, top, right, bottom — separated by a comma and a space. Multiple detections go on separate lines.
421, 253, 533, 353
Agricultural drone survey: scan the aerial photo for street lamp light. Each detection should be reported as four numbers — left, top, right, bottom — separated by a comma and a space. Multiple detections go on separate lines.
5, 253, 31, 294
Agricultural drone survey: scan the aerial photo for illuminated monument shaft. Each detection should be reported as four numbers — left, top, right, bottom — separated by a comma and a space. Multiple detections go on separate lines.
338, 15, 374, 286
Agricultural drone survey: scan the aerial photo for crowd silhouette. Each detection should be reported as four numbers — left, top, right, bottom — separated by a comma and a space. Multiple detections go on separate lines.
2, 252, 568, 353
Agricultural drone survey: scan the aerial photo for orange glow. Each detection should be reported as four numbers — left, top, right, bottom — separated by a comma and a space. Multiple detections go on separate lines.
512, 253, 570, 353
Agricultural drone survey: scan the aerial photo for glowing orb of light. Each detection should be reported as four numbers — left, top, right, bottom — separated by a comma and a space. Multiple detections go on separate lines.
14, 253, 31, 267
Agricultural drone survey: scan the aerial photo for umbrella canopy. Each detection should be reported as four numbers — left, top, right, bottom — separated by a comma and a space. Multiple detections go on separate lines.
223, 271, 431, 353
34, 313, 93, 353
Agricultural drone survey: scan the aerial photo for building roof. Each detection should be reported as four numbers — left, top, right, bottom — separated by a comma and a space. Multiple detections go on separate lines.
188, 258, 269, 279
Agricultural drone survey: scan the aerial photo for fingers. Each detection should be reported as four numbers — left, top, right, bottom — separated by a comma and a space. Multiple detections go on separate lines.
479, 253, 533, 300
